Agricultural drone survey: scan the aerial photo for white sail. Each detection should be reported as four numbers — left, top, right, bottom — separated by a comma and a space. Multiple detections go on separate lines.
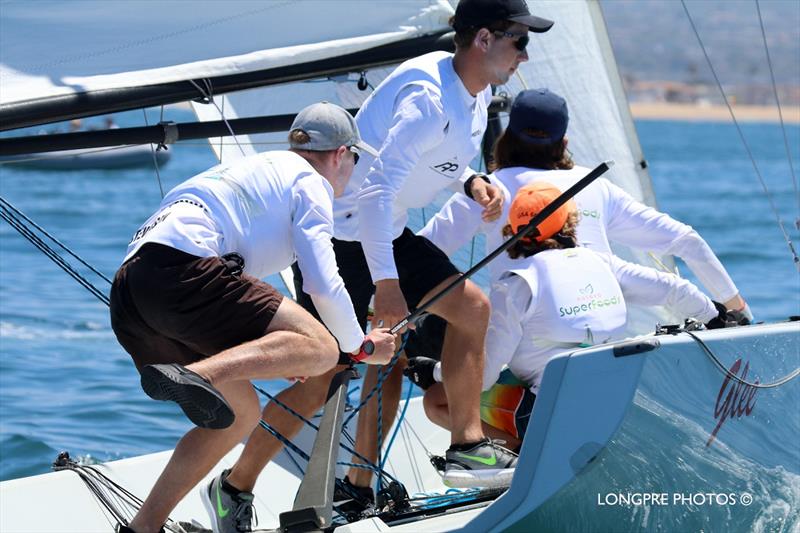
0, 0, 454, 107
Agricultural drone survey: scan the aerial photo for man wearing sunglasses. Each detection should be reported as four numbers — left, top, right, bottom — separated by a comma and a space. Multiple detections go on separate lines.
284, 0, 552, 500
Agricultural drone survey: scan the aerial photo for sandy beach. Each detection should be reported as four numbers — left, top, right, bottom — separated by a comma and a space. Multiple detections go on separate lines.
629, 102, 800, 124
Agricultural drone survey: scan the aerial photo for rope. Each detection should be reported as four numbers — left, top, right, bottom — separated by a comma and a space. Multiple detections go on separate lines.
52, 453, 185, 533
379, 383, 413, 474
681, 0, 800, 271
189, 80, 248, 159
141, 108, 166, 198
251, 384, 399, 484
755, 0, 799, 227
684, 330, 800, 388
0, 199, 110, 306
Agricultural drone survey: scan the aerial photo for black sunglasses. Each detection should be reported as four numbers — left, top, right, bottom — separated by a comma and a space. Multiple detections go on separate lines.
493, 30, 529, 51
348, 146, 360, 165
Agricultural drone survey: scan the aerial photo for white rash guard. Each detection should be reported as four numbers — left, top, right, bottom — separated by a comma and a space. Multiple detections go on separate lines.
419, 165, 741, 303
332, 51, 491, 282
483, 248, 718, 394
124, 150, 364, 353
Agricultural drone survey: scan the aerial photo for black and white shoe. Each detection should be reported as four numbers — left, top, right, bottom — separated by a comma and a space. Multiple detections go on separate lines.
333, 476, 375, 515
140, 363, 234, 429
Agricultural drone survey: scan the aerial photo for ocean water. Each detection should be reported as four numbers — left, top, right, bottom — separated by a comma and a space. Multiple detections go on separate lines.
1, 112, 798, 523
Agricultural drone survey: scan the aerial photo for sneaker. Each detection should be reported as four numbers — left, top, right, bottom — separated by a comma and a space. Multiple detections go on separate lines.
201, 469, 256, 533
333, 475, 375, 515
443, 439, 518, 488
140, 363, 235, 429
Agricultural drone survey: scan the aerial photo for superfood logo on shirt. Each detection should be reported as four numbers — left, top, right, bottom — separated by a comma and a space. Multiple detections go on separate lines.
560, 283, 622, 317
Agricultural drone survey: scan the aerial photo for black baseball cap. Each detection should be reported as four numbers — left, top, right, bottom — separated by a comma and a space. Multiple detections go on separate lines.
508, 88, 569, 145
453, 0, 554, 33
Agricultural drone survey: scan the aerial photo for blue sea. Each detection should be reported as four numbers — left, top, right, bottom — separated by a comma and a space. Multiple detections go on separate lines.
1, 111, 798, 524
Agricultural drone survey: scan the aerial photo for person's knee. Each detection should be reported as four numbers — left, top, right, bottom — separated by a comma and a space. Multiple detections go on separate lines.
453, 282, 490, 325
227, 386, 262, 435
308, 331, 339, 376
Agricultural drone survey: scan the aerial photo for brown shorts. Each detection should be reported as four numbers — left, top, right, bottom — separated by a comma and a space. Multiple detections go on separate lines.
110, 243, 284, 370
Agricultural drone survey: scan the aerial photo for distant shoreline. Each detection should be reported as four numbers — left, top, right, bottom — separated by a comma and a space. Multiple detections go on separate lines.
629, 102, 800, 124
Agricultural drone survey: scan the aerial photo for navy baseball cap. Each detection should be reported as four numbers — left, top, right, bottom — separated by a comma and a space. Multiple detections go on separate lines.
508, 88, 568, 145
453, 0, 554, 33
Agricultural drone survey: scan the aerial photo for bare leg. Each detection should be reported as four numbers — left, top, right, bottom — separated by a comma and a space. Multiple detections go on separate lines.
422, 277, 490, 445
347, 359, 406, 488
225, 366, 340, 492
423, 383, 521, 450
129, 298, 338, 532
188, 298, 339, 385
129, 380, 261, 533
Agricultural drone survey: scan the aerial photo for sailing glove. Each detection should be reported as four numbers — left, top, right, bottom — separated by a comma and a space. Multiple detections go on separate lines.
404, 357, 438, 390
705, 301, 750, 329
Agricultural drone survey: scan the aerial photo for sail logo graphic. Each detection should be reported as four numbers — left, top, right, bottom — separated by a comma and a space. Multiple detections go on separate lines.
706, 358, 758, 447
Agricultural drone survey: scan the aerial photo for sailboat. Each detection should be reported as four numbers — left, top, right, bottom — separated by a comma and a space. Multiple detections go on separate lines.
1, 1, 797, 531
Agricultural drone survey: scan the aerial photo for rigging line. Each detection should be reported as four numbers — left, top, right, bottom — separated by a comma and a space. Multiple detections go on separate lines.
189, 80, 248, 158
0, 196, 113, 285
0, 206, 111, 306
379, 384, 413, 474
681, 0, 800, 271
400, 423, 425, 492
0, 212, 110, 306
755, 0, 799, 225
684, 330, 800, 388
343, 334, 408, 427
140, 109, 166, 198
252, 384, 397, 482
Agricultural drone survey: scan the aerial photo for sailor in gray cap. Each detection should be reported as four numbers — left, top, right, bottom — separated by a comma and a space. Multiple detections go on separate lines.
111, 101, 395, 533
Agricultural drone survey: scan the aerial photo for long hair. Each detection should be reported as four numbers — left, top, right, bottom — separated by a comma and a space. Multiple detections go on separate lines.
492, 128, 574, 171
502, 211, 579, 259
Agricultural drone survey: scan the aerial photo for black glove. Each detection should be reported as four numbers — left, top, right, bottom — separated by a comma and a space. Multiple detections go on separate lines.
705, 301, 749, 329
403, 357, 438, 390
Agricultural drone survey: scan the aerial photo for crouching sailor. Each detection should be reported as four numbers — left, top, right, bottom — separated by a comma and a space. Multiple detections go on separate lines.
109, 102, 395, 533
407, 182, 733, 457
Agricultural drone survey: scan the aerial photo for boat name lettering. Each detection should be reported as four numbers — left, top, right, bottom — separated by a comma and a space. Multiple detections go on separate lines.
706, 358, 758, 447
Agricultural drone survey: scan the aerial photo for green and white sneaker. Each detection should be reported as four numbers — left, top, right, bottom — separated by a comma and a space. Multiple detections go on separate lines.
201, 469, 256, 533
443, 439, 518, 488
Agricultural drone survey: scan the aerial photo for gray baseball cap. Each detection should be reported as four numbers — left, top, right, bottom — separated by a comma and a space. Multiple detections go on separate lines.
289, 101, 378, 158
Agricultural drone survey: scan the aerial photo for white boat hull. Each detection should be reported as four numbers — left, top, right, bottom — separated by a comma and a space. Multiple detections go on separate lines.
1, 145, 170, 170
2, 322, 797, 532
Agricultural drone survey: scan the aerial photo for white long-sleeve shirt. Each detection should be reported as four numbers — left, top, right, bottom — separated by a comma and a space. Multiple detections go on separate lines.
418, 165, 740, 303
483, 248, 718, 394
332, 51, 491, 281
124, 150, 364, 353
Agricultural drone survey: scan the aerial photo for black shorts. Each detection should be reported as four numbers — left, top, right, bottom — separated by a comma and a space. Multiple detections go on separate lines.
110, 243, 284, 370
404, 313, 447, 360
292, 228, 459, 353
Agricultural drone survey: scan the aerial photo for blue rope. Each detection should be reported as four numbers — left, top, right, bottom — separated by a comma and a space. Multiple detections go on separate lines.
253, 389, 400, 484
379, 382, 413, 474
344, 333, 409, 427
251, 333, 410, 491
